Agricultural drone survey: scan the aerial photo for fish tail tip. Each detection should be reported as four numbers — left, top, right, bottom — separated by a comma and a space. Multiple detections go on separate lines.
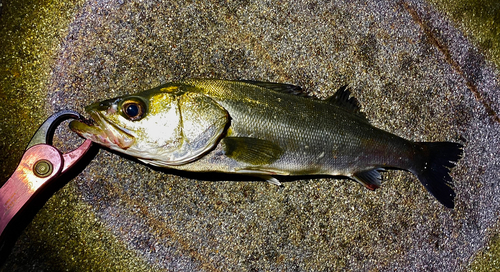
413, 142, 463, 209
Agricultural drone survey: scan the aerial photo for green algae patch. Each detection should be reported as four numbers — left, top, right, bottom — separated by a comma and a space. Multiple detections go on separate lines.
429, 0, 500, 69
0, 1, 149, 270
467, 232, 500, 272
426, 2, 500, 270
0, 0, 84, 182
1, 184, 153, 271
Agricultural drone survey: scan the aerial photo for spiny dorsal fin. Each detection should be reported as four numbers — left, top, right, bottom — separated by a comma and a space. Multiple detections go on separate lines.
222, 137, 283, 165
242, 81, 368, 120
240, 80, 308, 97
351, 168, 385, 190
326, 85, 367, 120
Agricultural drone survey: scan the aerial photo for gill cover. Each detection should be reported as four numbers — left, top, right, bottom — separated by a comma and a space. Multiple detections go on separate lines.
136, 88, 229, 167
141, 88, 229, 166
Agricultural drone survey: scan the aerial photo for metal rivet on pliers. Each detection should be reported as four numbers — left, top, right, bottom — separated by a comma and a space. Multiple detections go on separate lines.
33, 159, 53, 178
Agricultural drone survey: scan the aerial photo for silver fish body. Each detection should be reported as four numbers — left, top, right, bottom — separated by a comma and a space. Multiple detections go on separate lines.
70, 79, 463, 208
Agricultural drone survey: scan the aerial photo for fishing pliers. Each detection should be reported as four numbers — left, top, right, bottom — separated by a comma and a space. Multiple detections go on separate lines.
0, 110, 93, 260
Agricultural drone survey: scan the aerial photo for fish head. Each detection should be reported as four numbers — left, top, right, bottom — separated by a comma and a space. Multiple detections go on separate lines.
70, 85, 229, 166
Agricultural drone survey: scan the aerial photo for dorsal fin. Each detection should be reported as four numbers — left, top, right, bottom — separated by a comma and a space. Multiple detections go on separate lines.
326, 85, 367, 120
242, 81, 367, 120
240, 80, 308, 97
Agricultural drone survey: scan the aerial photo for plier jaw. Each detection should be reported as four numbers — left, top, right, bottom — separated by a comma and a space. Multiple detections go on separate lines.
0, 110, 93, 258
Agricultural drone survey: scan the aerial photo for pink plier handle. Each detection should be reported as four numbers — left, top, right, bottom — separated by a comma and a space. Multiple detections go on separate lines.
0, 111, 93, 245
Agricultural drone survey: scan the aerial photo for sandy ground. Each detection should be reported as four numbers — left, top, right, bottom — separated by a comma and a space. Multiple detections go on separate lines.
1, 0, 499, 271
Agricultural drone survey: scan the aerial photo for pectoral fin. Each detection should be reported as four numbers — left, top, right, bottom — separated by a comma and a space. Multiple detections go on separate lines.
351, 168, 384, 190
222, 137, 283, 165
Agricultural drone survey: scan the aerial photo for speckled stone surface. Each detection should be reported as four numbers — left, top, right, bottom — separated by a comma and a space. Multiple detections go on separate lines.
1, 0, 500, 271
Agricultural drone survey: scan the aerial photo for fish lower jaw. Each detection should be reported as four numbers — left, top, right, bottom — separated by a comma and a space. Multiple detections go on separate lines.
86, 113, 135, 149
111, 135, 135, 149
81, 128, 135, 150
76, 131, 111, 148
81, 132, 133, 150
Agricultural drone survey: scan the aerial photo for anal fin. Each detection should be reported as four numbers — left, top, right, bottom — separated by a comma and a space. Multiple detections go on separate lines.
352, 168, 384, 190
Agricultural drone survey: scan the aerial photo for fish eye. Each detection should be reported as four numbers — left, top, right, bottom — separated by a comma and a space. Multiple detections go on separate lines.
122, 100, 145, 121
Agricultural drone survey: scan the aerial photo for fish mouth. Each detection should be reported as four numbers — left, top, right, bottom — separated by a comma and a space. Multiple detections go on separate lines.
69, 111, 135, 149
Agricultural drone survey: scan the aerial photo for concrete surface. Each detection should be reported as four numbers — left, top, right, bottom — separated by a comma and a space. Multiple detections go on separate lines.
1, 0, 499, 271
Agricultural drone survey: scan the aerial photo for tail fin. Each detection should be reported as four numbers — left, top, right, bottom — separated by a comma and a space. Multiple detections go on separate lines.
412, 142, 463, 208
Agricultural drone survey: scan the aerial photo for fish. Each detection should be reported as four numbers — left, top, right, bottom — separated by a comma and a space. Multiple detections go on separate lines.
70, 79, 463, 208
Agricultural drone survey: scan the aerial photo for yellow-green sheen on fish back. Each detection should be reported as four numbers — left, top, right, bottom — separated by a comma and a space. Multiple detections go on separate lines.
70, 79, 463, 208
